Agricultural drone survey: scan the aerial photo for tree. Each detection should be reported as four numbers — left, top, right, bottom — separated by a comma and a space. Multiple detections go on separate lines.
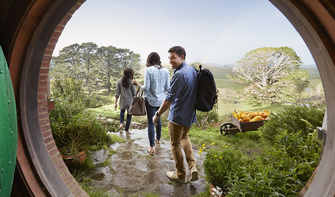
51, 42, 142, 95
227, 47, 309, 105
116, 48, 141, 74
78, 42, 98, 94
96, 45, 120, 94
51, 43, 82, 79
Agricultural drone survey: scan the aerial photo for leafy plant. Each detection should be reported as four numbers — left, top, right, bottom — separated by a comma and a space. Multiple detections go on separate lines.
196, 104, 219, 127
259, 103, 325, 144
203, 147, 245, 191
50, 76, 111, 157
203, 103, 323, 196
52, 75, 85, 104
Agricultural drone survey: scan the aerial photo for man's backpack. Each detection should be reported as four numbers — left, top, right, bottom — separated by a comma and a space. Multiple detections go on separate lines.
195, 65, 218, 112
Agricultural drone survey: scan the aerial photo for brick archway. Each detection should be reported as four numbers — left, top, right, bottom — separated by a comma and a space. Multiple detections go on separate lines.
6, 0, 88, 196
1, 0, 335, 196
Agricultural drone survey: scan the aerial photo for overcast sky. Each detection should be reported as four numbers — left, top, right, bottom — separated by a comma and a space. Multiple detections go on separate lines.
53, 0, 316, 65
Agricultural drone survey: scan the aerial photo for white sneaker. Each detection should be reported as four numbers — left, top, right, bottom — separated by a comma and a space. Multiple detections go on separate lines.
189, 167, 198, 181
166, 171, 186, 183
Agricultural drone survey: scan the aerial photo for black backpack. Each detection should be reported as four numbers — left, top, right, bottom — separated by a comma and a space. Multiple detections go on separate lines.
195, 65, 218, 112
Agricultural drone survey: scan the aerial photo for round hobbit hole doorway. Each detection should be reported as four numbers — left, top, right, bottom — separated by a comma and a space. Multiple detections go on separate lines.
49, 1, 323, 196
1, 0, 334, 196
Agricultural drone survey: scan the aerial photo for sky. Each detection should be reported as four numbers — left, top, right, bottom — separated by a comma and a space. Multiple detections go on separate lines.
53, 0, 316, 66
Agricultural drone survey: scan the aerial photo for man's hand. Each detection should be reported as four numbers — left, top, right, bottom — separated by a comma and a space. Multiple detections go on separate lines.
114, 103, 117, 111
152, 115, 159, 126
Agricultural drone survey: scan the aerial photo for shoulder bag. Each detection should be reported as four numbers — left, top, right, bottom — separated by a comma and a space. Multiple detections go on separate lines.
129, 87, 146, 116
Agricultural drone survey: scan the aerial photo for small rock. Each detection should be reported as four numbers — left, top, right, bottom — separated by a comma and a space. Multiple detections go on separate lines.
105, 189, 121, 197
91, 149, 109, 165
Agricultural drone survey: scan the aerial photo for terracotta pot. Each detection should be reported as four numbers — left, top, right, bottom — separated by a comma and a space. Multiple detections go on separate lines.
47, 100, 55, 113
62, 150, 86, 171
209, 183, 226, 197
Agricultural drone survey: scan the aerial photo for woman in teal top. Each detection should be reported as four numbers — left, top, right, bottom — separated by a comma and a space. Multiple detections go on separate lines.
133, 52, 170, 155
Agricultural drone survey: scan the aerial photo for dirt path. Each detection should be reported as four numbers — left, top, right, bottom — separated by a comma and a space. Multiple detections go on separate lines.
85, 123, 207, 197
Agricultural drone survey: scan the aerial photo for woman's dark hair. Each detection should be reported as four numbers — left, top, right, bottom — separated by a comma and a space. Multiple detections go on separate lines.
146, 52, 161, 67
121, 68, 134, 88
168, 46, 186, 60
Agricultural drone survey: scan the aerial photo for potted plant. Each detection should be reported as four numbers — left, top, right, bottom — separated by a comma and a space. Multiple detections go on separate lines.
49, 76, 110, 171
51, 112, 89, 170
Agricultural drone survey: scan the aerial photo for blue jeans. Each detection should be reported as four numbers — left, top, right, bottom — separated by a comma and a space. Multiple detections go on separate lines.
120, 109, 132, 131
145, 98, 161, 147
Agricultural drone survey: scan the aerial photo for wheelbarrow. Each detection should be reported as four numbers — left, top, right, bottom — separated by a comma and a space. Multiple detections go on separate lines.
220, 114, 267, 135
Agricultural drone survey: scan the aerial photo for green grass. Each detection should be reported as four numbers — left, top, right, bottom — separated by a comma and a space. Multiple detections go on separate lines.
86, 104, 146, 122
215, 79, 246, 90
302, 68, 321, 79
161, 125, 265, 154
213, 74, 229, 80
86, 104, 119, 118
309, 78, 323, 88
109, 133, 127, 143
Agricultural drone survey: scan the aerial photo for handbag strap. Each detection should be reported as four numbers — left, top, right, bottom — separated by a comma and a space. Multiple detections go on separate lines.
136, 87, 144, 97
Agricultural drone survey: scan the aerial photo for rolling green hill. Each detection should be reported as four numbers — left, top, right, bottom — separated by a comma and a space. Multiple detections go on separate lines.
302, 68, 321, 79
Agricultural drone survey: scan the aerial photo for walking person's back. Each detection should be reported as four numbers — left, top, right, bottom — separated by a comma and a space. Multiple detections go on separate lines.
115, 68, 136, 132
133, 52, 170, 155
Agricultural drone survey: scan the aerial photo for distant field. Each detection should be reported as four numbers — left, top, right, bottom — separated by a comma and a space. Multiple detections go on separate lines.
302, 68, 321, 79
309, 78, 323, 88
213, 75, 230, 80
215, 79, 246, 90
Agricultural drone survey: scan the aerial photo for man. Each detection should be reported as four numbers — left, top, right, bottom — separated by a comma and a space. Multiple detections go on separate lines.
152, 46, 198, 183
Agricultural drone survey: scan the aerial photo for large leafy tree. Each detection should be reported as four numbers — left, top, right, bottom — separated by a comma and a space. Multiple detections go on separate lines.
116, 48, 142, 73
78, 42, 98, 94
51, 43, 82, 79
228, 47, 309, 105
96, 45, 120, 94
51, 42, 142, 95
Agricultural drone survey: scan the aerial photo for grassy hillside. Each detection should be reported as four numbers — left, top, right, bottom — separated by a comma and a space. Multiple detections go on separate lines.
216, 80, 246, 90
302, 68, 321, 79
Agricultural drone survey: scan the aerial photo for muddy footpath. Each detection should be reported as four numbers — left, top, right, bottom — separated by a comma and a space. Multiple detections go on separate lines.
83, 118, 208, 197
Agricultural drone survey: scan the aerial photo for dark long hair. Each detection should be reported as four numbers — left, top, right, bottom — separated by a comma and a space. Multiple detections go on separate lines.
146, 52, 162, 68
121, 68, 134, 88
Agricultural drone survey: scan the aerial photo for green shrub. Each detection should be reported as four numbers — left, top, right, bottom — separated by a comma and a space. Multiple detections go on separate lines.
197, 108, 219, 127
204, 103, 323, 196
51, 110, 110, 156
52, 75, 85, 103
204, 147, 245, 191
50, 76, 111, 156
204, 142, 319, 196
49, 99, 85, 150
259, 103, 325, 144
275, 129, 321, 162
225, 148, 305, 196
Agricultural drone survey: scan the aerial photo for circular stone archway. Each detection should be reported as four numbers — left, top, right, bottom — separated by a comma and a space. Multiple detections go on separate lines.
2, 0, 335, 196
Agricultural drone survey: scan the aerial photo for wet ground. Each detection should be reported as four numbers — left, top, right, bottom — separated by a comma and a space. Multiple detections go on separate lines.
85, 119, 207, 197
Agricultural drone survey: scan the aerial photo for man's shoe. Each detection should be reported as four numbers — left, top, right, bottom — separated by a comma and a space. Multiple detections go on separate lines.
189, 167, 198, 181
166, 171, 186, 183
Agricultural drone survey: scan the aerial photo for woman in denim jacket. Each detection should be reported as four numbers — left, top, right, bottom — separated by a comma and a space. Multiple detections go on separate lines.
133, 52, 170, 155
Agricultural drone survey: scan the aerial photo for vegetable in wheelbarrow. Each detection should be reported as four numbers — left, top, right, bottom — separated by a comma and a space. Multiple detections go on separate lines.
232, 109, 270, 123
